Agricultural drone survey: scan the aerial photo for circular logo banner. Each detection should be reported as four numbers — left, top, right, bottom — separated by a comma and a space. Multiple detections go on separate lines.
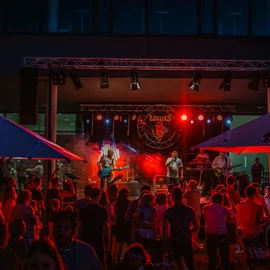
137, 109, 180, 149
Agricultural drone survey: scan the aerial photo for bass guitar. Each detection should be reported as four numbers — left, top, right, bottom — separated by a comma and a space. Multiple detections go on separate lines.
214, 164, 242, 177
98, 166, 129, 178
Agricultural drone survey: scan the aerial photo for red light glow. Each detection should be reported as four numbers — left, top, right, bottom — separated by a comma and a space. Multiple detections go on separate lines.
96, 114, 103, 121
181, 114, 187, 121
198, 114, 204, 121
217, 115, 223, 121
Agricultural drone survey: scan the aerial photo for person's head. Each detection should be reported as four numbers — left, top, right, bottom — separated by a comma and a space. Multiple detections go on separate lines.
84, 185, 92, 198
140, 185, 151, 194
245, 185, 257, 200
141, 193, 155, 206
64, 205, 73, 212
167, 184, 174, 193
172, 151, 178, 158
226, 175, 236, 188
215, 184, 225, 193
50, 199, 61, 211
220, 152, 226, 158
3, 185, 16, 202
9, 219, 26, 239
250, 182, 260, 195
172, 187, 183, 203
211, 193, 224, 205
117, 188, 129, 201
51, 177, 60, 189
265, 186, 270, 196
0, 221, 8, 248
255, 158, 260, 164
99, 190, 109, 206
29, 175, 35, 184
107, 149, 114, 157
90, 188, 101, 202
108, 184, 118, 202
188, 179, 197, 190
6, 177, 16, 188
17, 189, 32, 204
199, 149, 205, 154
54, 211, 77, 248
33, 177, 42, 189
155, 193, 167, 206
25, 239, 65, 270
123, 243, 152, 270
29, 200, 38, 211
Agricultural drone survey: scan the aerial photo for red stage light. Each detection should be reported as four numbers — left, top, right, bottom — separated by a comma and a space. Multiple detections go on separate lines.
198, 114, 204, 121
96, 114, 103, 121
181, 114, 187, 121
217, 114, 223, 121
131, 114, 137, 121
114, 115, 119, 121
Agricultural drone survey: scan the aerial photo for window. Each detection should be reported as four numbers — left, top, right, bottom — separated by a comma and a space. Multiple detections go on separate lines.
112, 0, 145, 34
251, 0, 270, 36
217, 0, 248, 35
147, 0, 197, 35
201, 0, 214, 34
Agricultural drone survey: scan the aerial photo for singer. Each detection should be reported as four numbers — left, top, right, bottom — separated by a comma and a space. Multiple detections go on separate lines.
165, 151, 184, 186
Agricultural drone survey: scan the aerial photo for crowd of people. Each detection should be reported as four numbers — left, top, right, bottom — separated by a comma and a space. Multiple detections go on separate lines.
0, 172, 270, 270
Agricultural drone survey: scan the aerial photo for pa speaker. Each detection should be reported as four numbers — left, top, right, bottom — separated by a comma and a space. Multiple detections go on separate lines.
19, 68, 38, 125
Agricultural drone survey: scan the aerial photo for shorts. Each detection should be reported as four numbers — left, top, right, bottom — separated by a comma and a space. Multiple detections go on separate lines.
226, 223, 237, 245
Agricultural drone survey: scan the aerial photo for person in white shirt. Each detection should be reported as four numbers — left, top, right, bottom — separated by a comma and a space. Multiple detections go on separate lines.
165, 151, 183, 186
212, 152, 231, 185
202, 192, 234, 270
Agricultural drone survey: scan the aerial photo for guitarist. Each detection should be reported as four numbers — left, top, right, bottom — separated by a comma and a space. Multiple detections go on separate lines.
97, 149, 115, 190
212, 152, 231, 185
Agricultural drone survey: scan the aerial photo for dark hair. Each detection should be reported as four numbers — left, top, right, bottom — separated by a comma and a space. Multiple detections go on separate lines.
251, 182, 260, 188
84, 185, 92, 197
172, 187, 183, 201
34, 177, 42, 184
0, 221, 9, 248
99, 190, 109, 206
124, 243, 153, 267
17, 190, 32, 204
3, 185, 16, 206
215, 184, 225, 193
117, 188, 129, 202
51, 177, 60, 187
108, 184, 118, 203
226, 175, 236, 186
90, 188, 100, 199
54, 211, 77, 231
255, 158, 260, 162
245, 186, 257, 198
156, 193, 167, 205
140, 185, 151, 193
25, 239, 65, 270
212, 193, 224, 203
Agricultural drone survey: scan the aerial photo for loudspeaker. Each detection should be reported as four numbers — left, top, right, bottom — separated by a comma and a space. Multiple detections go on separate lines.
19, 68, 38, 125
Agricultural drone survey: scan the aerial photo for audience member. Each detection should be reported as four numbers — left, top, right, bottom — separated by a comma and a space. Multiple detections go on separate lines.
73, 184, 92, 214
2, 185, 17, 224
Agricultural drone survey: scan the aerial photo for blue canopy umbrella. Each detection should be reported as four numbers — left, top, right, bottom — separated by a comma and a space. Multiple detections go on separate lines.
0, 114, 86, 162
191, 113, 270, 154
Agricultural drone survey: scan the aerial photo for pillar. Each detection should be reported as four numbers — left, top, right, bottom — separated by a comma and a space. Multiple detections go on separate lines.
267, 87, 270, 181
48, 0, 59, 32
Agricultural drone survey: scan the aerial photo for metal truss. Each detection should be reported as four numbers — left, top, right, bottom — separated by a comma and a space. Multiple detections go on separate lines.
80, 104, 237, 113
22, 57, 270, 72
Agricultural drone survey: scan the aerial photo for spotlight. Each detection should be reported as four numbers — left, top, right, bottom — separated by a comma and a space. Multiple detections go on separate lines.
124, 119, 128, 123
130, 71, 141, 90
190, 120, 194, 124
70, 70, 83, 89
216, 114, 223, 121
86, 119, 90, 124
105, 119, 110, 124
53, 68, 66, 85
225, 115, 233, 124
206, 118, 211, 124
188, 71, 202, 91
100, 70, 109, 89
198, 114, 204, 121
131, 114, 137, 121
248, 73, 261, 91
181, 114, 187, 121
96, 114, 103, 121
114, 115, 120, 121
219, 72, 232, 91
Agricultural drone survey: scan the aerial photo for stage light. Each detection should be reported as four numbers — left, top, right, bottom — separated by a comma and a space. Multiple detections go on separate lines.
100, 70, 109, 89
190, 120, 194, 124
105, 119, 110, 124
96, 114, 103, 121
70, 69, 83, 89
181, 114, 187, 121
198, 114, 204, 121
248, 72, 261, 91
188, 71, 202, 92
225, 115, 233, 125
114, 115, 120, 121
131, 114, 137, 121
130, 71, 141, 90
206, 119, 211, 124
219, 72, 232, 91
53, 68, 66, 85
216, 114, 223, 121
124, 119, 128, 123
86, 119, 90, 124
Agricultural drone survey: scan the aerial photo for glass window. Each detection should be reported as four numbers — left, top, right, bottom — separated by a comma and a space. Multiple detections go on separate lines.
217, 0, 248, 35
112, 0, 145, 34
95, 0, 111, 33
251, 0, 270, 36
6, 0, 41, 33
201, 0, 214, 34
147, 0, 197, 35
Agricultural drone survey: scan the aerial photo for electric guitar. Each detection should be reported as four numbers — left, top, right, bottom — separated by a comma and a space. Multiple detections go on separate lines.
98, 166, 129, 178
214, 164, 242, 177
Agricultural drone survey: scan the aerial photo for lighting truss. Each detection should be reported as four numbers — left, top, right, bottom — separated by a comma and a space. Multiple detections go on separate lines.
80, 104, 237, 113
22, 57, 270, 72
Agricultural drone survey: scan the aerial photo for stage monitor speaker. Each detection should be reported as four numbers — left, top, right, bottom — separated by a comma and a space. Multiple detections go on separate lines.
19, 67, 38, 125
